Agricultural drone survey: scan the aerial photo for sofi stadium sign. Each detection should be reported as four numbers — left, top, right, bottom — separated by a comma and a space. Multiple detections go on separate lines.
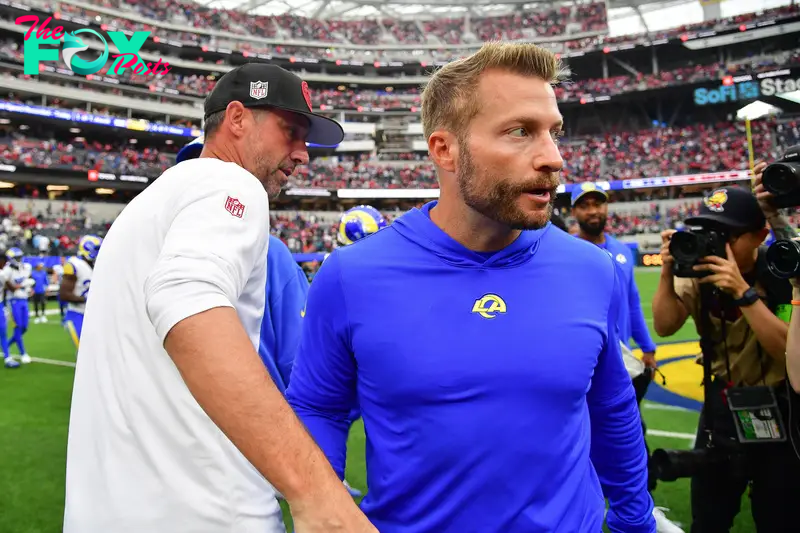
694, 69, 799, 106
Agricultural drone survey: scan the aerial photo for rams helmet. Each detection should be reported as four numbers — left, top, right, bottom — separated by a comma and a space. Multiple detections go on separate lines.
77, 235, 103, 263
5, 247, 23, 266
337, 205, 387, 246
176, 135, 204, 163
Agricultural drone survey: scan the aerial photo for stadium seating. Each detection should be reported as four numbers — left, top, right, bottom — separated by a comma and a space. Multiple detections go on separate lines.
51, 1, 798, 54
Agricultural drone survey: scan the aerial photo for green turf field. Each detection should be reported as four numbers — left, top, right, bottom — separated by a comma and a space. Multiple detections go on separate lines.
0, 271, 758, 532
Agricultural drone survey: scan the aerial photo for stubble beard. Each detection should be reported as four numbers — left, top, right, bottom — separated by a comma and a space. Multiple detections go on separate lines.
456, 142, 556, 231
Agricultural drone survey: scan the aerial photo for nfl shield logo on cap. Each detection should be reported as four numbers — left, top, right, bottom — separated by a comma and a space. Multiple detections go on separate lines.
249, 81, 268, 100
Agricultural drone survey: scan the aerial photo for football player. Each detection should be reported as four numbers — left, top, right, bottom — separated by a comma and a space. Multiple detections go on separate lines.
52, 256, 68, 322
3, 247, 34, 364
0, 254, 15, 369
60, 235, 102, 349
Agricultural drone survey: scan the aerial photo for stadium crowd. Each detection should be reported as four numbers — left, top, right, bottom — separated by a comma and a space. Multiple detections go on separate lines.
54, 0, 607, 46
4, 39, 799, 108
3, 119, 799, 188
0, 196, 107, 256
41, 1, 798, 61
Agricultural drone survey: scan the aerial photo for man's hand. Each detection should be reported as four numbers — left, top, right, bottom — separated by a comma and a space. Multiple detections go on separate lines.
641, 352, 657, 369
695, 243, 750, 299
752, 161, 778, 218
660, 229, 676, 271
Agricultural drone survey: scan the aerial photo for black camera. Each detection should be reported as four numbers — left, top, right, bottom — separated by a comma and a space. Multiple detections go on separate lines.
669, 226, 728, 278
650, 437, 746, 482
766, 238, 800, 279
762, 145, 800, 208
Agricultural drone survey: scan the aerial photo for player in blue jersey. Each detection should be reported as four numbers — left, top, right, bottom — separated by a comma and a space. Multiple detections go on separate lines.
60, 235, 102, 349
259, 234, 310, 392
1, 253, 16, 368
287, 42, 655, 533
3, 247, 34, 364
571, 183, 684, 533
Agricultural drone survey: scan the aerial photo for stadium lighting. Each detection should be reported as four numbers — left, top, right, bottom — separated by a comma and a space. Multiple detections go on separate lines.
777, 90, 800, 105
46, 185, 69, 192
736, 100, 783, 185
95, 188, 115, 195
736, 100, 782, 122
0, 181, 15, 189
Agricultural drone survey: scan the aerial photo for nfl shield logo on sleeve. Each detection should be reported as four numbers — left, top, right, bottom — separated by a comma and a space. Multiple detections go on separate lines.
249, 81, 268, 100
225, 196, 245, 218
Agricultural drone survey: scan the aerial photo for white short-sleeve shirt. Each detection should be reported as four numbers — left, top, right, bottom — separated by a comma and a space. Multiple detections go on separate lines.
63, 159, 281, 533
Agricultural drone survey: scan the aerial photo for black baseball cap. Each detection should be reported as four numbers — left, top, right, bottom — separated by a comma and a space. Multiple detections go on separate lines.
685, 186, 766, 232
204, 63, 344, 147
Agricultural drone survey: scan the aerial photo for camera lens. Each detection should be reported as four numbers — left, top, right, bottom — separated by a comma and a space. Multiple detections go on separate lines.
766, 239, 800, 279
762, 163, 800, 195
669, 231, 702, 263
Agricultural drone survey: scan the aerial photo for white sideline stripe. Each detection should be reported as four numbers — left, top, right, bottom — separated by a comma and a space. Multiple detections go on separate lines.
642, 401, 692, 412
29, 309, 60, 317
1, 308, 61, 318
646, 429, 695, 440
30, 356, 75, 368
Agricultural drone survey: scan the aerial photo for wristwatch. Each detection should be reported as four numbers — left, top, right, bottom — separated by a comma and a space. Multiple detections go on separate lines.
733, 287, 759, 307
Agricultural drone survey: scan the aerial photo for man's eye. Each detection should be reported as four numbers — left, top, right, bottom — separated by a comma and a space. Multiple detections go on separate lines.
508, 128, 528, 137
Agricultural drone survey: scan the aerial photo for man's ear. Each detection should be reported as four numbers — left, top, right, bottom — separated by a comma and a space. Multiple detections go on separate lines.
756, 227, 770, 243
428, 130, 458, 173
224, 101, 247, 138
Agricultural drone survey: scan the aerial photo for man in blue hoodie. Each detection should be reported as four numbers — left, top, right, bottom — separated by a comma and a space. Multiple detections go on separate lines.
571, 184, 684, 533
286, 42, 655, 533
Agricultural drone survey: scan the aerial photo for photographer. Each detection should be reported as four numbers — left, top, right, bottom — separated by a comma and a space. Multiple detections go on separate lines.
755, 155, 800, 394
653, 184, 800, 532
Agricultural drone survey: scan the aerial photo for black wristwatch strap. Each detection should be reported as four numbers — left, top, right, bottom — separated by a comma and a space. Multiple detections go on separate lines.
733, 287, 759, 307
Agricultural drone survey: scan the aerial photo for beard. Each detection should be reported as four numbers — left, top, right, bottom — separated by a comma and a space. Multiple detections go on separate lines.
251, 153, 291, 198
456, 141, 558, 231
577, 217, 607, 237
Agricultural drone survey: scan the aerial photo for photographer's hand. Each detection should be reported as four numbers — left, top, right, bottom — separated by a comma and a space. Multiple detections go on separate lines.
694, 243, 749, 298
652, 229, 690, 337
659, 229, 676, 275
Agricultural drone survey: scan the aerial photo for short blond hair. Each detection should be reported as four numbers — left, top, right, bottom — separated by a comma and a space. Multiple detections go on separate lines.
421, 41, 569, 140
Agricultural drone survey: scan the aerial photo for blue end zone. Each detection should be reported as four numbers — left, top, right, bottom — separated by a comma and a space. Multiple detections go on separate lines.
644, 354, 703, 412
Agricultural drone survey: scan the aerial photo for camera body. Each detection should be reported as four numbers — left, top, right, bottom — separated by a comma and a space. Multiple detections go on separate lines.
762, 144, 800, 208
670, 225, 728, 278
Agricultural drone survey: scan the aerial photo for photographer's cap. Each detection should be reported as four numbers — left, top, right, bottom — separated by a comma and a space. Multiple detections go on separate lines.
571, 182, 608, 207
203, 63, 344, 147
685, 186, 766, 232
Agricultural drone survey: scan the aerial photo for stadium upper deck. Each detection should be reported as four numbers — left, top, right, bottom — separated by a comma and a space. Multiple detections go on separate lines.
7, 0, 799, 65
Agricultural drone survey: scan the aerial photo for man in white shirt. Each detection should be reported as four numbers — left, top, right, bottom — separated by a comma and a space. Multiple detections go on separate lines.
64, 63, 377, 533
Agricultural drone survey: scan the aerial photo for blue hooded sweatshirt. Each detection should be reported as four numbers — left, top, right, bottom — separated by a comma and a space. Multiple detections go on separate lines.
286, 202, 654, 533
597, 234, 657, 353
258, 235, 309, 393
